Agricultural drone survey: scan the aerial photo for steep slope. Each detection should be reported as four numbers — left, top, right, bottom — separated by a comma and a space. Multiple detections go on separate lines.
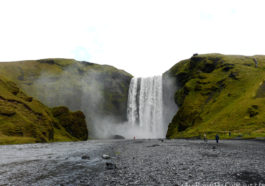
166, 54, 265, 139
0, 75, 88, 144
0, 59, 132, 137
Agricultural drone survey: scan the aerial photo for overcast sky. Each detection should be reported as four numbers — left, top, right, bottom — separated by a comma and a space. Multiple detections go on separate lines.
0, 0, 265, 77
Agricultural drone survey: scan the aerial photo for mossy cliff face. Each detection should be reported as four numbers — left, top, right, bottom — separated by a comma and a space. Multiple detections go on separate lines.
166, 54, 265, 139
52, 106, 88, 141
0, 59, 132, 137
0, 76, 88, 144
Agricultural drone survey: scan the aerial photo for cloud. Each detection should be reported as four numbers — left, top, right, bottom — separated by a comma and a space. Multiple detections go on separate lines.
1, 0, 265, 76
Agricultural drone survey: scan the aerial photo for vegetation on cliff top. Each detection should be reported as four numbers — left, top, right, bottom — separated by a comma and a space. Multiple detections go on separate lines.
0, 75, 88, 145
166, 54, 265, 139
0, 59, 132, 137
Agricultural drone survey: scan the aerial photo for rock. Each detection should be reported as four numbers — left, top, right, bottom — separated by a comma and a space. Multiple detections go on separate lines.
221, 63, 234, 72
229, 72, 239, 80
106, 162, 117, 170
111, 135, 125, 139
247, 106, 259, 117
102, 154, 110, 159
202, 62, 218, 73
147, 144, 160, 148
81, 155, 90, 160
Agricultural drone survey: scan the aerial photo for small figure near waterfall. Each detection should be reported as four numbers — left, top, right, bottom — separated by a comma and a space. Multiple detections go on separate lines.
203, 133, 207, 142
215, 134, 220, 144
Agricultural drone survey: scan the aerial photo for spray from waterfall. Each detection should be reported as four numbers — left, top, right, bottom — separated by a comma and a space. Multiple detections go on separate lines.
87, 75, 177, 139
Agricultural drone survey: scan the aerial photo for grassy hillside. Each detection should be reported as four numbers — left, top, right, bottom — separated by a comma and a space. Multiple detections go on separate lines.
166, 54, 265, 139
0, 75, 88, 144
0, 59, 132, 137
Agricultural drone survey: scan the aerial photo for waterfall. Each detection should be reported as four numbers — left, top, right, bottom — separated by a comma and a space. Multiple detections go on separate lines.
127, 76, 165, 138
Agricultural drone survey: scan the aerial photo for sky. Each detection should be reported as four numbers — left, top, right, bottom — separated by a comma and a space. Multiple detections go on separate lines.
0, 0, 265, 77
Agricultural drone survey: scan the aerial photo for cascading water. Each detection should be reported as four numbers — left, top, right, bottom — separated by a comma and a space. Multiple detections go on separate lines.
91, 74, 177, 139
127, 76, 166, 138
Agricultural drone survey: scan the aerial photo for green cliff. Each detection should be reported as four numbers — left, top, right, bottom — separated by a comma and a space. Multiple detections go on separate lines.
166, 54, 265, 139
0, 59, 132, 138
0, 76, 88, 144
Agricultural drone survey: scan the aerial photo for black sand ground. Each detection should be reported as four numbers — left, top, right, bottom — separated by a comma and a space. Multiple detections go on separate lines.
0, 139, 264, 185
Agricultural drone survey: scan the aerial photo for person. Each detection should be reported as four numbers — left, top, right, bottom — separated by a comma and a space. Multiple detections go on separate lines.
215, 134, 219, 144
203, 133, 207, 142
229, 131, 231, 137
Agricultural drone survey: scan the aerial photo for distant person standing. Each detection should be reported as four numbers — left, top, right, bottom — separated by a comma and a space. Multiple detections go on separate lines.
215, 134, 219, 144
203, 133, 207, 142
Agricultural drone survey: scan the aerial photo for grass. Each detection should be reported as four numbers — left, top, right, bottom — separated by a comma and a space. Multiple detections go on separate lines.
0, 58, 133, 133
166, 54, 265, 139
0, 75, 88, 145
0, 58, 132, 144
0, 134, 36, 145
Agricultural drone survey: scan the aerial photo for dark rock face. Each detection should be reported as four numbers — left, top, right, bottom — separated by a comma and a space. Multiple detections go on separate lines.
247, 105, 259, 117
222, 64, 234, 72
175, 72, 190, 87
189, 56, 221, 73
52, 106, 88, 140
229, 72, 239, 80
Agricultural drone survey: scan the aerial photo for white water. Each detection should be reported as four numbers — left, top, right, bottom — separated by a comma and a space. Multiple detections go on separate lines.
127, 76, 165, 138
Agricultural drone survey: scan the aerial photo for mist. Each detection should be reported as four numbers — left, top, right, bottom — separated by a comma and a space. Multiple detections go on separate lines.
29, 62, 178, 139
29, 62, 129, 138
162, 74, 179, 127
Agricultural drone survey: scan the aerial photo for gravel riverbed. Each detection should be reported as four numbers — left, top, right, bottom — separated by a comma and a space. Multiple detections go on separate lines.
0, 139, 264, 185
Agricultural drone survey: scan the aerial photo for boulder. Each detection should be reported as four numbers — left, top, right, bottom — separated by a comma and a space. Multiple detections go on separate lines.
102, 154, 110, 159
105, 162, 117, 170
111, 135, 125, 139
81, 155, 90, 160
